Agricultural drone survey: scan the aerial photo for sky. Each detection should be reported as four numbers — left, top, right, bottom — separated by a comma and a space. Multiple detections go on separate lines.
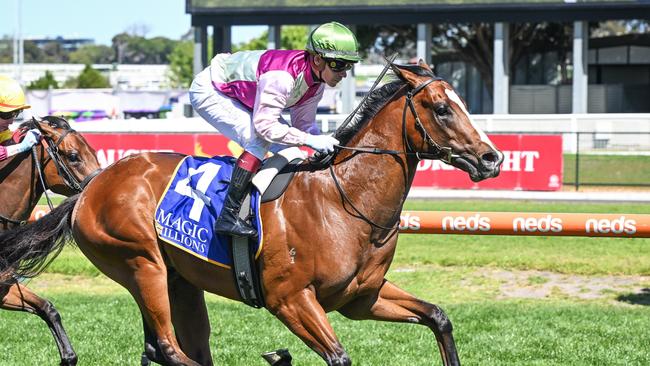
5, 0, 265, 46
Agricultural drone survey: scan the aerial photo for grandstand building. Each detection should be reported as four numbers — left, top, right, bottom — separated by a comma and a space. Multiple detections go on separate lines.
186, 0, 650, 114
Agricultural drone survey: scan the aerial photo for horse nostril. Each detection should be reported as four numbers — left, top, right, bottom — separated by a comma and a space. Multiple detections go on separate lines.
480, 151, 501, 167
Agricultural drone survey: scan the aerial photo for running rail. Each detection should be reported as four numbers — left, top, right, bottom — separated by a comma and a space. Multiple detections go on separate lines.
399, 211, 650, 238
30, 206, 650, 238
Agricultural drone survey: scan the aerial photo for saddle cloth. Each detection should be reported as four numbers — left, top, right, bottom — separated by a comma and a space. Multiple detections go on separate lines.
154, 155, 262, 269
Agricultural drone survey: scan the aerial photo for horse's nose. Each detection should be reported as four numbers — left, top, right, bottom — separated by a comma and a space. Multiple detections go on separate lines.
480, 151, 502, 170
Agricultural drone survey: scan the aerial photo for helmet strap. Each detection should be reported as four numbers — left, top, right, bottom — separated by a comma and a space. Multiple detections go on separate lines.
310, 53, 325, 83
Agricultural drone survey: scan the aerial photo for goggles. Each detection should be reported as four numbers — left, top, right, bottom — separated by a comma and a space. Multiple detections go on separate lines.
0, 110, 21, 120
323, 57, 354, 72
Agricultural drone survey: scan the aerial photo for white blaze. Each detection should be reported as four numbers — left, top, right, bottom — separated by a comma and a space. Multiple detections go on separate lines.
444, 88, 499, 152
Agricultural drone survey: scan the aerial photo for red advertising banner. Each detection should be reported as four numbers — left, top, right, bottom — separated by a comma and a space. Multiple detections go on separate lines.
82, 133, 563, 191
413, 134, 562, 191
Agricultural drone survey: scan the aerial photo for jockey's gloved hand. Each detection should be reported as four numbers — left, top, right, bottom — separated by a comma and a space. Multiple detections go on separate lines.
9, 129, 42, 155
305, 134, 339, 154
22, 129, 42, 147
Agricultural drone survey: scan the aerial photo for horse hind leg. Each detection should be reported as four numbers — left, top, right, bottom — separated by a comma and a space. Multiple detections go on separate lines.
167, 270, 213, 365
124, 259, 202, 366
338, 280, 460, 366
81, 242, 200, 366
140, 272, 213, 366
140, 314, 164, 366
0, 281, 78, 366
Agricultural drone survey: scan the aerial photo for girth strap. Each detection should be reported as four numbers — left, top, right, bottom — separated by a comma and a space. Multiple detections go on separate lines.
231, 193, 265, 308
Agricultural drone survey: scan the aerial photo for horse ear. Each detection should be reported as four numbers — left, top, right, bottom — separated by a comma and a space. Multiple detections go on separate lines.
390, 63, 421, 87
418, 59, 432, 72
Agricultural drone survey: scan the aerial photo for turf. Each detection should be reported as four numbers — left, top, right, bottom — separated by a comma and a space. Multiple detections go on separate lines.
3, 198, 647, 365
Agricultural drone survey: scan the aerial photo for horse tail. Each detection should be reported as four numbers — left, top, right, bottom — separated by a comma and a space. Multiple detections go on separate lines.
0, 194, 79, 283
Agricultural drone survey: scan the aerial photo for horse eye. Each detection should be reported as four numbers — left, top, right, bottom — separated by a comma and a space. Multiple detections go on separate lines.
68, 152, 80, 162
435, 104, 450, 116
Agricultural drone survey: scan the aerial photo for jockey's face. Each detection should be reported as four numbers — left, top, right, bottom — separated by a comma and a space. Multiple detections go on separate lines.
0, 112, 17, 131
313, 54, 348, 87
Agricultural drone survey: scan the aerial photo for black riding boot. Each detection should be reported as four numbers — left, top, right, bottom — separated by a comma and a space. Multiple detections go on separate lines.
215, 165, 257, 237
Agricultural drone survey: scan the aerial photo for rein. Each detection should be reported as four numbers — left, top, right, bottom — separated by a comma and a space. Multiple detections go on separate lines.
0, 214, 26, 227
328, 76, 459, 231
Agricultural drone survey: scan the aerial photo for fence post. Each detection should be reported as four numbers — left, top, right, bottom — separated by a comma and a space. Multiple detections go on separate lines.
575, 132, 580, 191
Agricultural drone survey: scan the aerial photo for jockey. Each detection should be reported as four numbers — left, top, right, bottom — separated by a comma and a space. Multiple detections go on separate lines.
0, 75, 41, 161
190, 21, 362, 238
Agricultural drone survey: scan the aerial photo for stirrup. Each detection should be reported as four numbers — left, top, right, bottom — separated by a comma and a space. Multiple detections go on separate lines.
215, 217, 257, 237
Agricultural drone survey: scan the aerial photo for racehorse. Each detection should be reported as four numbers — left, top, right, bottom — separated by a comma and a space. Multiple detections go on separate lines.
0, 62, 502, 366
0, 116, 100, 366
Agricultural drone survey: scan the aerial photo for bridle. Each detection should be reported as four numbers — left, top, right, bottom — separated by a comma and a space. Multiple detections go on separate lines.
0, 121, 100, 227
32, 122, 101, 208
326, 76, 460, 231
402, 77, 455, 163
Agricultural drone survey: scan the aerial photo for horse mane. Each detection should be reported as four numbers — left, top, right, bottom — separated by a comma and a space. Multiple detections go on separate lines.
333, 63, 436, 146
20, 115, 72, 131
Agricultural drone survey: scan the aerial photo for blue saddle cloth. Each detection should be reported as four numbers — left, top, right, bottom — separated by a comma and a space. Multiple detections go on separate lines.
154, 156, 262, 269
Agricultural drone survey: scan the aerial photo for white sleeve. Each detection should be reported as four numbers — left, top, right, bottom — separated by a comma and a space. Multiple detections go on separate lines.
253, 70, 310, 146
290, 84, 324, 135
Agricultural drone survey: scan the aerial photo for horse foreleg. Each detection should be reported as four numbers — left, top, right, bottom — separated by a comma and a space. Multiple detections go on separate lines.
0, 282, 78, 366
338, 280, 460, 366
270, 289, 350, 366
168, 271, 213, 365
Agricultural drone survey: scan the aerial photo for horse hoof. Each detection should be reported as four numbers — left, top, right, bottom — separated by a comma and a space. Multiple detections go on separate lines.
262, 349, 293, 365
140, 353, 151, 366
59, 354, 78, 366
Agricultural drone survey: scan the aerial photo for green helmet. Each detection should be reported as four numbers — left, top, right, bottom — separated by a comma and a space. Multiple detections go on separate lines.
306, 22, 361, 62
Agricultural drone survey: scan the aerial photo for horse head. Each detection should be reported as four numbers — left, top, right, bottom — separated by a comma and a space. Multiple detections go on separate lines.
22, 116, 101, 195
390, 60, 503, 182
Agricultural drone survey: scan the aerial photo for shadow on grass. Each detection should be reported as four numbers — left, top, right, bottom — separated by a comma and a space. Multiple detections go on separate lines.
617, 288, 650, 306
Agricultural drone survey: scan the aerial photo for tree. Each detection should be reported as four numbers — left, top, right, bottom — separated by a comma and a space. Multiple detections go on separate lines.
357, 25, 417, 62
23, 41, 46, 63
41, 41, 69, 63
76, 64, 111, 88
27, 70, 59, 90
111, 33, 178, 64
233, 26, 309, 52
355, 23, 575, 95
281, 26, 309, 50
233, 32, 267, 52
168, 41, 194, 88
0, 37, 12, 63
69, 44, 114, 64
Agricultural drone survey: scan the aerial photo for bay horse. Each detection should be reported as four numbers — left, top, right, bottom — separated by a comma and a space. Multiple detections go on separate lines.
0, 62, 502, 365
0, 116, 100, 366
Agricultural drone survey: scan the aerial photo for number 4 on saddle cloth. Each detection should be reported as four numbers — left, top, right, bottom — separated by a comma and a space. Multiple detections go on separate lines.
154, 148, 304, 271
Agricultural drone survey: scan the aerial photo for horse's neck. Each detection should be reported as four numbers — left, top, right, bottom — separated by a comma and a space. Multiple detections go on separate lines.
0, 152, 43, 220
334, 100, 418, 226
